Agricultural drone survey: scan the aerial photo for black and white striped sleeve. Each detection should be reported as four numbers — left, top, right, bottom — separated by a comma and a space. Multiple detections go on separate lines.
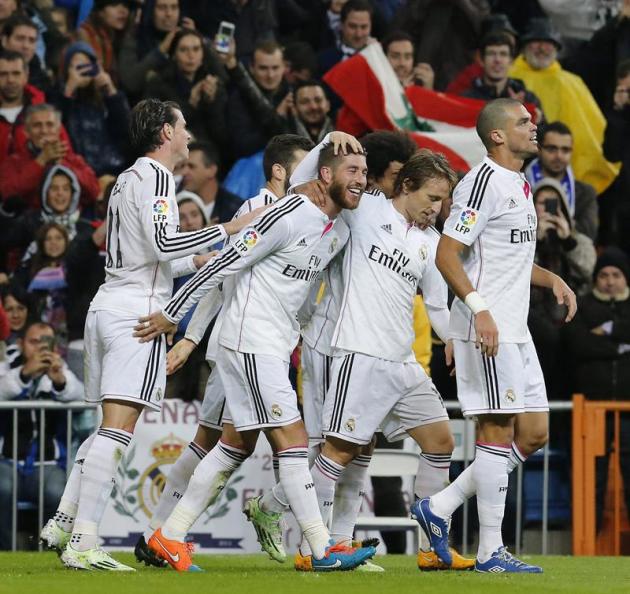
141, 167, 227, 261
162, 198, 301, 324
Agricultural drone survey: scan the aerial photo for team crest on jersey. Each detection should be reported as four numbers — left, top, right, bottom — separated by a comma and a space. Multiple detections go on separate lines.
329, 237, 338, 254
152, 199, 169, 222
418, 244, 428, 261
234, 228, 260, 254
505, 389, 516, 403
508, 198, 517, 209
344, 418, 356, 433
271, 404, 283, 418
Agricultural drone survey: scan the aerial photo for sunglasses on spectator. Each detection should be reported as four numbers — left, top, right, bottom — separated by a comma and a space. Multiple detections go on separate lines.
541, 144, 572, 154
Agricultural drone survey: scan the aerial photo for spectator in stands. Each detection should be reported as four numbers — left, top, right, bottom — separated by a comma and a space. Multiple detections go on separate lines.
1, 13, 52, 95
118, 0, 196, 100
283, 41, 318, 86
180, 141, 242, 223
563, 248, 630, 531
525, 121, 599, 242
0, 104, 99, 211
510, 17, 619, 196
1, 284, 31, 346
182, 0, 278, 63
602, 59, 630, 254
143, 28, 228, 151
389, 0, 490, 91
58, 42, 130, 176
529, 177, 596, 399
223, 39, 292, 159
318, 0, 374, 75
0, 321, 83, 550
289, 79, 334, 144
12, 222, 70, 349
77, 0, 132, 83
0, 0, 17, 29
460, 32, 543, 122
0, 49, 47, 163
445, 12, 518, 95
382, 31, 434, 89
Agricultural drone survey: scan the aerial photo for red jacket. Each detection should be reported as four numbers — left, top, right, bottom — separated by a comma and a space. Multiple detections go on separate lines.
0, 303, 9, 341
0, 144, 99, 210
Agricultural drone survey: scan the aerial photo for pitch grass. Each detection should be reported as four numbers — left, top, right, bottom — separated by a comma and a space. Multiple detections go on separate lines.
1, 553, 629, 594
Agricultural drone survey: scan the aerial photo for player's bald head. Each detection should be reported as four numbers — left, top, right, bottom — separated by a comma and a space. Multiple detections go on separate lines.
476, 98, 522, 149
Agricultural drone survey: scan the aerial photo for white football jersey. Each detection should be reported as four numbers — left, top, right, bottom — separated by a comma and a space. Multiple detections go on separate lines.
164, 194, 350, 361
331, 189, 447, 362
442, 156, 536, 343
89, 157, 227, 317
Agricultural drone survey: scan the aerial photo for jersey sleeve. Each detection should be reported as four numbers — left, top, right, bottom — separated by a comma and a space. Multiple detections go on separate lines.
288, 133, 332, 188
163, 207, 293, 324
419, 244, 448, 312
138, 172, 227, 261
442, 166, 500, 246
184, 285, 223, 345
170, 255, 197, 278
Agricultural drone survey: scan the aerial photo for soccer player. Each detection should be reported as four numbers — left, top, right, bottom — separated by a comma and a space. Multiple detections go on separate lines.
39, 99, 258, 571
133, 133, 315, 566
258, 140, 463, 572
414, 97, 576, 573
134, 144, 377, 572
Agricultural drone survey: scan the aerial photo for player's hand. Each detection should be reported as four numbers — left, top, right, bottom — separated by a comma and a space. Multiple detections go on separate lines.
329, 132, 363, 156
552, 276, 577, 322
134, 311, 177, 345
474, 310, 499, 357
445, 339, 456, 376
294, 179, 327, 208
193, 250, 218, 269
166, 338, 197, 374
223, 205, 269, 236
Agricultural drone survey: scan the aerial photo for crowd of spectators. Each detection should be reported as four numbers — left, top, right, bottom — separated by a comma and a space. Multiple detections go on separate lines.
0, 0, 629, 547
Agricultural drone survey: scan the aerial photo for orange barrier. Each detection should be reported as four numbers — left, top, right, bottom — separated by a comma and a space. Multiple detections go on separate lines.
572, 394, 630, 555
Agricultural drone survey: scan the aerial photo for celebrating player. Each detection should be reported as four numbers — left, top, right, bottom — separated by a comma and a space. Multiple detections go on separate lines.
134, 143, 377, 572
414, 98, 576, 573
39, 99, 259, 571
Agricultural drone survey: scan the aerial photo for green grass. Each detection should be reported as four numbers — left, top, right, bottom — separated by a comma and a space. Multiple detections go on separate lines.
0, 553, 629, 594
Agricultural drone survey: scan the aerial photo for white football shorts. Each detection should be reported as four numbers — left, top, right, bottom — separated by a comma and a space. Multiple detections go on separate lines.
198, 364, 232, 430
300, 342, 334, 444
452, 339, 548, 416
322, 352, 449, 445
84, 310, 166, 411
216, 347, 301, 431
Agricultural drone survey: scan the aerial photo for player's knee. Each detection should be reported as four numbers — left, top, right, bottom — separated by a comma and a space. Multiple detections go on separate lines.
520, 429, 548, 455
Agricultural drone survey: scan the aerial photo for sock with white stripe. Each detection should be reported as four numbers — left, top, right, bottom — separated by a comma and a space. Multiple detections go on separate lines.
71, 428, 133, 551
331, 454, 371, 545
161, 440, 248, 541
474, 442, 510, 562
144, 441, 208, 541
300, 453, 344, 555
53, 431, 97, 533
506, 442, 527, 474
277, 447, 330, 559
415, 452, 452, 551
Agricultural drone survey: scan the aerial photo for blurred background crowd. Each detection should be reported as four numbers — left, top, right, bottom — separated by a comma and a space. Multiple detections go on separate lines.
0, 0, 630, 551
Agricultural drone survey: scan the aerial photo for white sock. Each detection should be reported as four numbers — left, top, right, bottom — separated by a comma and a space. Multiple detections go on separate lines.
300, 453, 344, 555
331, 454, 371, 544
474, 442, 510, 562
143, 441, 208, 541
429, 463, 476, 519
277, 446, 330, 559
259, 482, 290, 514
53, 432, 97, 532
71, 428, 132, 551
161, 440, 248, 541
415, 452, 451, 550
506, 442, 527, 474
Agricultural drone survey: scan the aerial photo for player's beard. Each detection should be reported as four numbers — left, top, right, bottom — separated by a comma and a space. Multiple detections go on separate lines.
329, 179, 362, 210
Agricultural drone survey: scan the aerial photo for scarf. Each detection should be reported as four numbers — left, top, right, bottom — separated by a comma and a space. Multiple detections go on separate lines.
526, 159, 576, 215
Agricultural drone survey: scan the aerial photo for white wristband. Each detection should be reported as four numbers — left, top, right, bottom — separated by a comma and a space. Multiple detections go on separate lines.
464, 291, 489, 315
